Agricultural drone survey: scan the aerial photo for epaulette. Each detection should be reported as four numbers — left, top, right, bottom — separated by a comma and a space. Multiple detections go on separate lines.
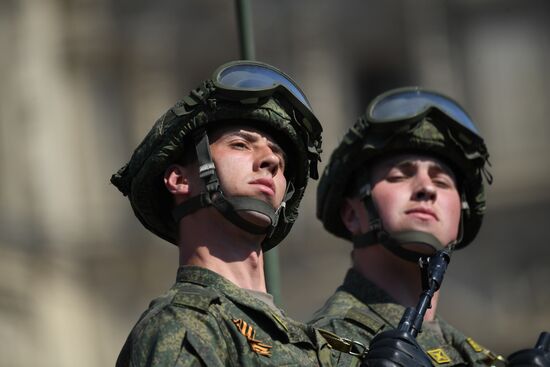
344, 307, 385, 335
171, 284, 221, 313
463, 337, 507, 366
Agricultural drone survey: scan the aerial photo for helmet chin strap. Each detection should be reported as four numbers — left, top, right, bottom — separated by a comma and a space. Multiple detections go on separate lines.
171, 128, 292, 238
352, 183, 465, 263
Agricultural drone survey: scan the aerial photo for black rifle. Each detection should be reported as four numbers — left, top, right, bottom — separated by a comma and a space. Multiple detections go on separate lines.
398, 249, 451, 337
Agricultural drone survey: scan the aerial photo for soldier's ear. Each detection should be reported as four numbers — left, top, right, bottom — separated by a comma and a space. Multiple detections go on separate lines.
341, 198, 362, 235
164, 164, 191, 196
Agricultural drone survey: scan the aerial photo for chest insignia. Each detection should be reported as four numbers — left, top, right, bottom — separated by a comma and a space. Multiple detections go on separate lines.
427, 348, 452, 364
232, 318, 273, 357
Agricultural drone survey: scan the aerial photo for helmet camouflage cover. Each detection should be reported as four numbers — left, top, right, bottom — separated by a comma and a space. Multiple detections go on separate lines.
317, 87, 491, 250
111, 61, 322, 251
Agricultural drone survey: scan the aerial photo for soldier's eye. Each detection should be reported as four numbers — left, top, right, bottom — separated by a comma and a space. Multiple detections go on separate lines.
387, 174, 406, 182
230, 140, 249, 150
434, 177, 454, 189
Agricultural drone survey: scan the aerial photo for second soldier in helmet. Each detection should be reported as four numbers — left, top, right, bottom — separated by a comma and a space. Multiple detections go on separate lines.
311, 88, 550, 365
310, 87, 504, 366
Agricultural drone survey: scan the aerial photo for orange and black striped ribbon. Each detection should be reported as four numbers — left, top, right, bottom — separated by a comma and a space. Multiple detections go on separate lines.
232, 318, 273, 357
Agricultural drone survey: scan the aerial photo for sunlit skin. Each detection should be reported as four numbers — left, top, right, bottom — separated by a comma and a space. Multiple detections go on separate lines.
341, 153, 462, 320
209, 126, 287, 224
163, 125, 288, 292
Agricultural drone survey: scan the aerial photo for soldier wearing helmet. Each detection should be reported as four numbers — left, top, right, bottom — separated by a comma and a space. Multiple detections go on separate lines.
309, 87, 509, 366
111, 60, 334, 366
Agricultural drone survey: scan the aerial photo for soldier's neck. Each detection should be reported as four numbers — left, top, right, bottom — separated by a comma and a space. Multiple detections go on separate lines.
177, 209, 268, 292
353, 245, 440, 320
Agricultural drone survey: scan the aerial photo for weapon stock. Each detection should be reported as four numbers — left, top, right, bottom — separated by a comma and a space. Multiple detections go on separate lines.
398, 249, 451, 337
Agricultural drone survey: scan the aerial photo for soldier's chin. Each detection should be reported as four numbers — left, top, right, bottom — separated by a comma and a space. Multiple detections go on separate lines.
237, 211, 272, 229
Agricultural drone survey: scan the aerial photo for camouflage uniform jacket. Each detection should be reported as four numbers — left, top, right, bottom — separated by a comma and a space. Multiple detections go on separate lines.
117, 266, 333, 367
310, 269, 503, 367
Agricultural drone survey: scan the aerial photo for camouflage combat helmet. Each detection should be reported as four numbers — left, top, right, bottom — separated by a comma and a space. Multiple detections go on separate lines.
317, 87, 492, 260
111, 60, 322, 251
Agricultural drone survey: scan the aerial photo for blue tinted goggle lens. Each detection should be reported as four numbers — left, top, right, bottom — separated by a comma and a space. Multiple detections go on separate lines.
216, 64, 312, 110
370, 89, 479, 135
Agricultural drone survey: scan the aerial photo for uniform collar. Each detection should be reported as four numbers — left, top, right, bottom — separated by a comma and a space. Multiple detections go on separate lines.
176, 266, 278, 315
176, 266, 314, 345
341, 268, 396, 304
340, 269, 479, 365
341, 268, 448, 338
339, 268, 406, 329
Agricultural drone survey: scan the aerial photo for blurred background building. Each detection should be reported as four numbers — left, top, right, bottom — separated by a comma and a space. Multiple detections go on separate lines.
1, 0, 549, 365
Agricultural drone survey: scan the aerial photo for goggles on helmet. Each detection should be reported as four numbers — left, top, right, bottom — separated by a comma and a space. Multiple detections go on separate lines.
366, 87, 483, 143
211, 60, 322, 140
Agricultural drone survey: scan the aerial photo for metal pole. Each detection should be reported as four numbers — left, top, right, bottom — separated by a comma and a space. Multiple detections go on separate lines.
235, 0, 256, 60
264, 248, 282, 305
234, 0, 281, 305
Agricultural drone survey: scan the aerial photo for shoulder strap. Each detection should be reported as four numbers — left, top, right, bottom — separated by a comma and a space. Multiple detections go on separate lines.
460, 336, 507, 366
172, 284, 221, 313
437, 319, 506, 366
344, 307, 385, 335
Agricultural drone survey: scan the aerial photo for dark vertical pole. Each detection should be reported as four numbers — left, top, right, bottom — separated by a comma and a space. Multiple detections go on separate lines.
264, 247, 281, 305
235, 0, 256, 61
234, 0, 281, 304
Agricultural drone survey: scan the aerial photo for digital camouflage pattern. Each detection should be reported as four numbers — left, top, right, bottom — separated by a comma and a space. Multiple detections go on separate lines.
310, 269, 505, 367
117, 266, 334, 367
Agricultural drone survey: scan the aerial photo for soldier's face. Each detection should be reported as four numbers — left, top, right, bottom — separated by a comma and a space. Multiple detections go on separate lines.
208, 125, 288, 224
349, 153, 461, 247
